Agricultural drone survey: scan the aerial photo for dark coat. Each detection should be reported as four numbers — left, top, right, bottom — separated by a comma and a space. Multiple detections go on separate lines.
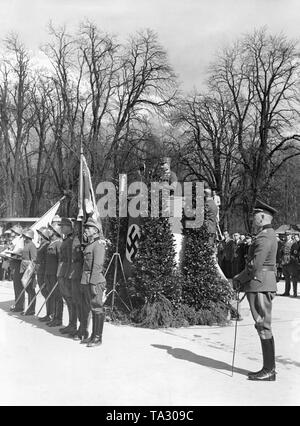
235, 225, 278, 293
57, 234, 73, 279
69, 236, 83, 280
45, 238, 62, 276
36, 241, 49, 277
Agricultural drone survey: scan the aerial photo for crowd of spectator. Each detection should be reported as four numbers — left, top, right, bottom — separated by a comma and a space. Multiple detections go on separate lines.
0, 231, 13, 280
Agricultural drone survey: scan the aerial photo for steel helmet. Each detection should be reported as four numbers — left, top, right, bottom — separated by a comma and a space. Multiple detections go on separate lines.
37, 227, 51, 241
51, 215, 61, 224
59, 217, 73, 227
10, 225, 23, 236
48, 222, 62, 238
22, 228, 34, 240
84, 218, 102, 233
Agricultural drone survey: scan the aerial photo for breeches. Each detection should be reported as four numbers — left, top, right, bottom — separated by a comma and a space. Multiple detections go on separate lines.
58, 277, 72, 301
12, 269, 24, 308
80, 283, 106, 314
37, 273, 49, 299
247, 292, 275, 340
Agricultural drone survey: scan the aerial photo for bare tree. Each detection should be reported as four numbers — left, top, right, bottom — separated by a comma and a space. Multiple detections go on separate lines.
209, 28, 300, 228
0, 34, 33, 215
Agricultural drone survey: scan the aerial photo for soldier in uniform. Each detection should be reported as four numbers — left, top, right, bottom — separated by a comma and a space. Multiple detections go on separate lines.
36, 227, 51, 322
280, 231, 294, 296
233, 200, 278, 381
20, 229, 37, 316
68, 220, 84, 339
9, 225, 24, 312
44, 223, 63, 327
290, 233, 300, 297
80, 219, 106, 347
57, 218, 76, 335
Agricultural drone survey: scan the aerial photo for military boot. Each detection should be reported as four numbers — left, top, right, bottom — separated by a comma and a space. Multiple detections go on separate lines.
81, 312, 95, 344
293, 282, 298, 297
39, 315, 52, 323
48, 301, 62, 327
248, 337, 276, 381
87, 313, 104, 348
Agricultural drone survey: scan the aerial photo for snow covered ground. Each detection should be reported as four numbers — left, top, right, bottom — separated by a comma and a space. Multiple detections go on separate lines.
0, 280, 299, 406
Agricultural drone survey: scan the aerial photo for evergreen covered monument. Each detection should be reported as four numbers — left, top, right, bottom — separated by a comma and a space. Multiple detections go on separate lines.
118, 171, 233, 327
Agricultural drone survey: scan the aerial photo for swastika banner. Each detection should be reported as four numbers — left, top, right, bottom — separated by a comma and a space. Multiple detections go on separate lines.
123, 216, 142, 277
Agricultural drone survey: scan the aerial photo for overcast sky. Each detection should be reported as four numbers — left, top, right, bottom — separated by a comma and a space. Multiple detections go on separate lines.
1, 0, 300, 90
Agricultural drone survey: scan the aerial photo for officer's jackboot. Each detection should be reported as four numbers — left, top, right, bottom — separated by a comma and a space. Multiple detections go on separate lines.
81, 312, 95, 344
27, 293, 36, 315
293, 282, 298, 297
282, 280, 291, 296
49, 300, 63, 327
68, 303, 78, 337
248, 337, 276, 381
87, 313, 104, 348
73, 304, 82, 340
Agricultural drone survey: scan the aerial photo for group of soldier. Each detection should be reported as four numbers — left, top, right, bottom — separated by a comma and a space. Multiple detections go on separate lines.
6, 216, 107, 348
1, 182, 285, 380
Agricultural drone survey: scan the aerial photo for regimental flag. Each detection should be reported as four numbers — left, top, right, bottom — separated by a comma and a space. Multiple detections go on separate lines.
78, 153, 102, 233
30, 197, 64, 246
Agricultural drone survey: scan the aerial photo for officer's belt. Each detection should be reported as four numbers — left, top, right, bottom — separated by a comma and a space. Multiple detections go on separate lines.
261, 266, 275, 271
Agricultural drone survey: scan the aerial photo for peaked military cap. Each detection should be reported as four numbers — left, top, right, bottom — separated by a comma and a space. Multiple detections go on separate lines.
253, 199, 278, 216
59, 217, 73, 227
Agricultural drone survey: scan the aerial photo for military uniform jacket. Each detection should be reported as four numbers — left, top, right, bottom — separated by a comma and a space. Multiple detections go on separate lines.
69, 236, 83, 280
57, 234, 73, 279
45, 238, 62, 276
36, 241, 49, 277
235, 225, 278, 293
20, 241, 37, 274
80, 237, 106, 286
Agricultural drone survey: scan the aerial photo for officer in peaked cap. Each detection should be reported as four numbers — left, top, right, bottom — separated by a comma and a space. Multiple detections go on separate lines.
80, 218, 106, 347
20, 229, 37, 315
57, 217, 76, 335
36, 228, 51, 322
233, 199, 278, 381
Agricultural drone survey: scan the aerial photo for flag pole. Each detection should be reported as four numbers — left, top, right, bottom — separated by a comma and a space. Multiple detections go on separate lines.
78, 140, 84, 244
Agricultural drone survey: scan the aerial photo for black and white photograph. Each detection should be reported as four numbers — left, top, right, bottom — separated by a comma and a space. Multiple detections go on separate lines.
0, 0, 299, 409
